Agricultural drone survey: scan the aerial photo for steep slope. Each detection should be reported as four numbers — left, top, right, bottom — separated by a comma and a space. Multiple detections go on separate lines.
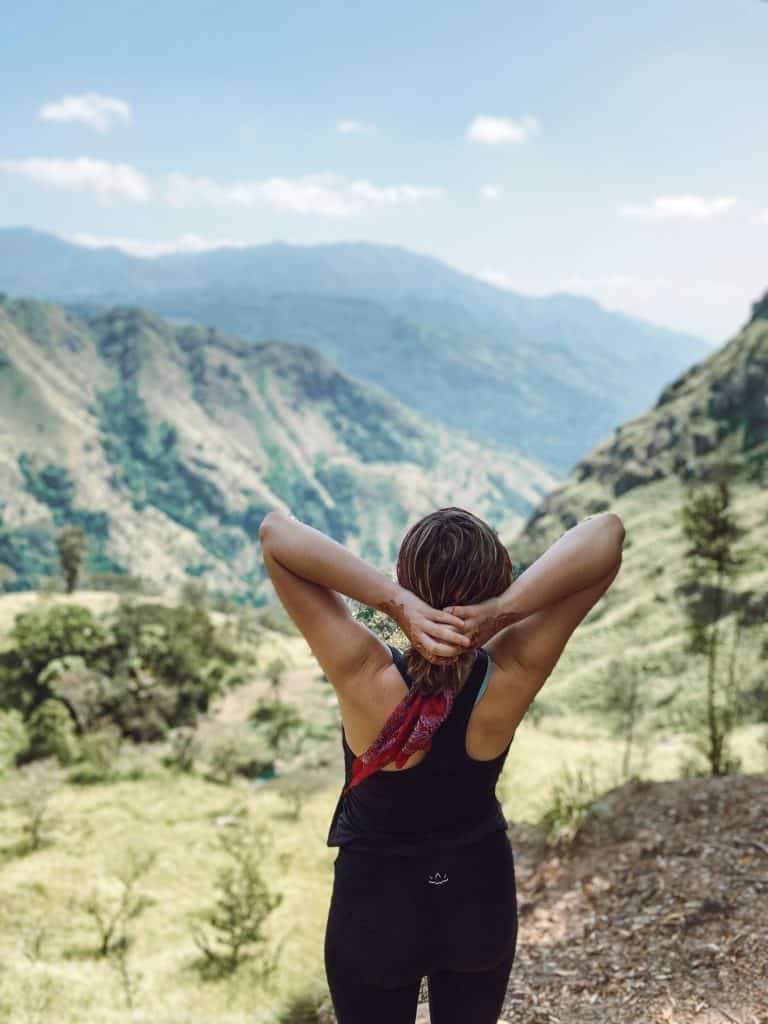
495, 296, 768, 725
0, 296, 557, 597
0, 229, 711, 476
516, 296, 768, 546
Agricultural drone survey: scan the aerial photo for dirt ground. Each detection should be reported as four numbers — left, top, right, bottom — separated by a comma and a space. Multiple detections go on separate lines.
461, 773, 767, 1024
326, 773, 768, 1024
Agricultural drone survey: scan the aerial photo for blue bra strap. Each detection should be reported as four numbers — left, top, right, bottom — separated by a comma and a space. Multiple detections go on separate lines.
473, 652, 493, 707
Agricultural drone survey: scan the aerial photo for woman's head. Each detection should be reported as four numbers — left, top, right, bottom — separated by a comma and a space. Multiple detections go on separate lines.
395, 506, 514, 693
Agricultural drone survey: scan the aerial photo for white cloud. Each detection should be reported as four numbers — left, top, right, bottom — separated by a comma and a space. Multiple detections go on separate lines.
0, 157, 149, 202
163, 172, 443, 216
480, 184, 502, 200
337, 120, 377, 136
620, 195, 738, 220
474, 269, 664, 297
759, 209, 768, 224
39, 92, 132, 132
69, 233, 250, 258
562, 273, 665, 293
466, 115, 539, 145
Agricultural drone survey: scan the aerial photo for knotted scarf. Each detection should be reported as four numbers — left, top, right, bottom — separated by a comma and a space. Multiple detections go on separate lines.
342, 653, 471, 795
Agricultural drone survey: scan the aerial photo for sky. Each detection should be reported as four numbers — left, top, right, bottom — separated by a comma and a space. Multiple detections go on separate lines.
1, 0, 767, 343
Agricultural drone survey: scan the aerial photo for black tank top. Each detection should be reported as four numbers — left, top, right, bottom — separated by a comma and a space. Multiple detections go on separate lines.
326, 644, 513, 857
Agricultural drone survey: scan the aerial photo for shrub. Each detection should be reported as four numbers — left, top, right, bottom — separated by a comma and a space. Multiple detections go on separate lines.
248, 698, 303, 761
191, 824, 283, 978
68, 724, 123, 784
205, 732, 274, 785
23, 699, 79, 765
0, 709, 29, 773
162, 726, 201, 773
538, 760, 604, 845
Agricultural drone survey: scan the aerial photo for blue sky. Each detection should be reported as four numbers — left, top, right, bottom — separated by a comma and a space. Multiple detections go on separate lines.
2, 0, 767, 341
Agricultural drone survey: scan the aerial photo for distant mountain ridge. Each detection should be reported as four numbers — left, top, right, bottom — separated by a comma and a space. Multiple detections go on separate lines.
0, 228, 712, 477
0, 295, 557, 597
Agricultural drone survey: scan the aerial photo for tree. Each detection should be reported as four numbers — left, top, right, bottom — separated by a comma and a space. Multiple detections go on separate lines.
191, 824, 283, 978
56, 524, 87, 594
680, 464, 750, 776
265, 657, 287, 696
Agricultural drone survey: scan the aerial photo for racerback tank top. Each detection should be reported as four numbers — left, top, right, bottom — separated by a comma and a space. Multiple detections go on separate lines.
326, 644, 513, 857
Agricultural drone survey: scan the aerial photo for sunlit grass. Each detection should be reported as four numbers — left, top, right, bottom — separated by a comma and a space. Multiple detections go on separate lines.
1, 715, 765, 1023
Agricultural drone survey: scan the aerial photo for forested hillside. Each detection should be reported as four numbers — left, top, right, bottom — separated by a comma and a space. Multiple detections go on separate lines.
0, 296, 556, 597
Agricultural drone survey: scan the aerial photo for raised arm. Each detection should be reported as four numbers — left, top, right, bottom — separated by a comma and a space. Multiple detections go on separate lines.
449, 512, 626, 669
257, 511, 471, 691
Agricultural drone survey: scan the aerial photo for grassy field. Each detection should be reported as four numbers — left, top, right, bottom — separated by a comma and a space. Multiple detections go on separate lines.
1, 467, 767, 1024
1, 604, 766, 1024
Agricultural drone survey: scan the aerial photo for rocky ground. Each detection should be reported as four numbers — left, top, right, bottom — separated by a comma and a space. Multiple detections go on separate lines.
326, 773, 768, 1023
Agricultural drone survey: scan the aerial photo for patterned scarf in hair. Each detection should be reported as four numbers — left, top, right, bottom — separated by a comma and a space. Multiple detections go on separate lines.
342, 666, 466, 795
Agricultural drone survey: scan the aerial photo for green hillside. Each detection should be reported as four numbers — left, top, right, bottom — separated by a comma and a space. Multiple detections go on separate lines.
0, 296, 557, 597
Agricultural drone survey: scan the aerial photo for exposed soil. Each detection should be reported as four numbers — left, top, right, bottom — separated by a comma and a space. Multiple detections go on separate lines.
489, 774, 768, 1024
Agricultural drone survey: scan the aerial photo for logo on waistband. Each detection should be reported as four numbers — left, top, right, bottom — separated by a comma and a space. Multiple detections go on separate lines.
427, 871, 449, 885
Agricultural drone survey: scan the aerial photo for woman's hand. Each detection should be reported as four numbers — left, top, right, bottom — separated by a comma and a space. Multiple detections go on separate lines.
382, 586, 473, 664
443, 594, 512, 649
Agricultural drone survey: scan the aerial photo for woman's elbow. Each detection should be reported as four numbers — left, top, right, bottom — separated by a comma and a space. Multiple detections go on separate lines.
258, 509, 281, 546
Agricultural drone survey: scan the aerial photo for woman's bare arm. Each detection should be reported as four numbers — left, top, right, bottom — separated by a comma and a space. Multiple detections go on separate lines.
448, 512, 625, 648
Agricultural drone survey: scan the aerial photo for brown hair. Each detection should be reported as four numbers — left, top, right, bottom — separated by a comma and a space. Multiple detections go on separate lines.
395, 506, 514, 696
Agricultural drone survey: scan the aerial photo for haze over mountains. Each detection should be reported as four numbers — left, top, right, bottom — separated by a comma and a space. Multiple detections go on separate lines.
0, 228, 713, 477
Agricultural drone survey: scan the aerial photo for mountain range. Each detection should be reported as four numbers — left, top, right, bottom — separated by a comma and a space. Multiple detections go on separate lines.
0, 228, 713, 477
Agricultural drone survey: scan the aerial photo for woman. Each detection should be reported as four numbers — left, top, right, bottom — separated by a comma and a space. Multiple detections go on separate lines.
259, 505, 625, 1023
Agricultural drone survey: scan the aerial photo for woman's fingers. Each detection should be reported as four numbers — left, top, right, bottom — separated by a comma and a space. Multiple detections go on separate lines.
428, 621, 472, 647
437, 607, 466, 628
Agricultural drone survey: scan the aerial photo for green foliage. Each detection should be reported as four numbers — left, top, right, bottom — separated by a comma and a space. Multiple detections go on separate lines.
17, 455, 117, 579
351, 598, 407, 646
68, 724, 123, 784
0, 596, 241, 751
0, 523, 58, 590
1, 604, 107, 714
0, 709, 29, 773
23, 699, 79, 765
205, 732, 274, 785
278, 986, 334, 1024
191, 824, 283, 978
8, 759, 63, 853
56, 523, 87, 593
248, 698, 304, 760
680, 467, 752, 776
162, 726, 201, 773
538, 760, 604, 845
83, 571, 151, 594
79, 846, 157, 959
264, 657, 287, 695
107, 598, 238, 729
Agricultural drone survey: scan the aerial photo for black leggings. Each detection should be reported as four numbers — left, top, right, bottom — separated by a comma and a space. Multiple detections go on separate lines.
324, 829, 517, 1023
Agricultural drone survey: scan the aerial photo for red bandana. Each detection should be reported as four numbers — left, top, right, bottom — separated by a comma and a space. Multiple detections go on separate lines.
342, 668, 466, 795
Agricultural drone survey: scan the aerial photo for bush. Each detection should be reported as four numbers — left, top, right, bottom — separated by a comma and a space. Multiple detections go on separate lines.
205, 732, 274, 785
538, 760, 604, 845
0, 604, 107, 715
162, 726, 201, 773
23, 699, 79, 765
68, 724, 123, 784
279, 986, 335, 1024
0, 709, 29, 773
248, 698, 303, 761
